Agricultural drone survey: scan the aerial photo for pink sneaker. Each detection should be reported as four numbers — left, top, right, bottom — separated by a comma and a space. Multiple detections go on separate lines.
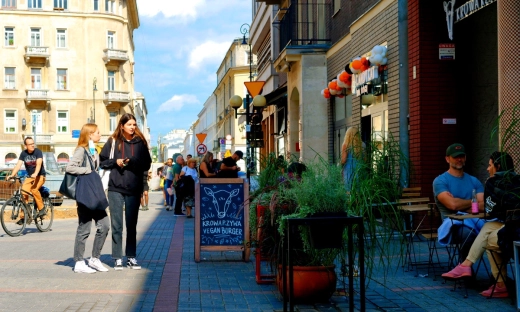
480, 284, 509, 298
441, 264, 472, 279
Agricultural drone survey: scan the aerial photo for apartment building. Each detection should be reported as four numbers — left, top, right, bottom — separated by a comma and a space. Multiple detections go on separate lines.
0, 0, 139, 166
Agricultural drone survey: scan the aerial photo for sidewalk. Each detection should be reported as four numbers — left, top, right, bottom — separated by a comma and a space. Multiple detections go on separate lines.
0, 192, 516, 311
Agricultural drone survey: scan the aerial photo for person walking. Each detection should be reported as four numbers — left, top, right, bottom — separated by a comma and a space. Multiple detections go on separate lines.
141, 171, 150, 211
173, 155, 185, 215
163, 158, 174, 211
8, 137, 46, 224
67, 123, 110, 274
179, 158, 199, 218
100, 113, 152, 270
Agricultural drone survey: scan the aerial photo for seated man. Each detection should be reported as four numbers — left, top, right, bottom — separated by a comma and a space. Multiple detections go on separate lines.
442, 152, 515, 298
433, 143, 485, 261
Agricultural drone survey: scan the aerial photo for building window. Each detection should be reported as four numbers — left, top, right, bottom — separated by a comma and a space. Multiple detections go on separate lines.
107, 71, 115, 90
4, 67, 15, 89
1, 0, 16, 8
30, 68, 41, 89
57, 69, 67, 90
30, 28, 41, 47
93, 0, 98, 11
57, 110, 68, 133
105, 0, 115, 13
4, 27, 14, 46
56, 29, 66, 48
107, 31, 115, 49
109, 112, 117, 132
333, 0, 340, 14
28, 0, 41, 8
4, 110, 16, 133
245, 50, 251, 65
54, 0, 67, 10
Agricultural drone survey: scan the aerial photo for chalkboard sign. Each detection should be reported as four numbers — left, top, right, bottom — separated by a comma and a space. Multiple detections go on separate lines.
195, 178, 250, 262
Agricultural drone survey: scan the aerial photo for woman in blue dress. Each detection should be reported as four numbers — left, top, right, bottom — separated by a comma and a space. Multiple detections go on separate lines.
341, 127, 363, 192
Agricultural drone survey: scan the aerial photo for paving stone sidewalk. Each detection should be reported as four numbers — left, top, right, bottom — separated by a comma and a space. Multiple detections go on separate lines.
0, 192, 517, 311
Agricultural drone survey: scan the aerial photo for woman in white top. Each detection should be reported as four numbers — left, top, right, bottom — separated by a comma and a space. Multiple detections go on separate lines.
180, 158, 199, 218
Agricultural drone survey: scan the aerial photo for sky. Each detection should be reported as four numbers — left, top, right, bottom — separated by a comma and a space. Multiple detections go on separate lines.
134, 0, 252, 146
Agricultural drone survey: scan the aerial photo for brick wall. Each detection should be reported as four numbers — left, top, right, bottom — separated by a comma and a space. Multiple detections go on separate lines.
327, 1, 400, 162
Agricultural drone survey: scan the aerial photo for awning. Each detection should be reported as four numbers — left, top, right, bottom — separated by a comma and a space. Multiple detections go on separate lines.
264, 86, 287, 106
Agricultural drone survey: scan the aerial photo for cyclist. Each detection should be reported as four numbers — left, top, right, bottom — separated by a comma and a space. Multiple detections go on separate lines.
7, 137, 46, 224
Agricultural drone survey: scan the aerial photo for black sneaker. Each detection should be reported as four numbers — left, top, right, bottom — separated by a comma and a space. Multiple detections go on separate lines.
114, 259, 123, 271
16, 219, 25, 225
127, 258, 141, 270
37, 208, 47, 217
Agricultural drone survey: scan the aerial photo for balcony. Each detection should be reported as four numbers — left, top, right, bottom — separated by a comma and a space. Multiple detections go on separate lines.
103, 91, 130, 106
103, 49, 129, 66
24, 46, 50, 63
273, 0, 331, 72
278, 1, 331, 52
32, 134, 53, 144
25, 89, 50, 107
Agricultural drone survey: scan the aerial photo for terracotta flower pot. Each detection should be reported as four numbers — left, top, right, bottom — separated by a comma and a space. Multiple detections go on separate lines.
277, 265, 337, 303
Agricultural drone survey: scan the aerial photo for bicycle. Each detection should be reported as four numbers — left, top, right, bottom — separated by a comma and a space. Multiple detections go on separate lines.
1, 176, 54, 237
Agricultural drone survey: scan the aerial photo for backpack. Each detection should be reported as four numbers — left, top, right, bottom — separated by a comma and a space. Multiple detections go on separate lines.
484, 171, 520, 219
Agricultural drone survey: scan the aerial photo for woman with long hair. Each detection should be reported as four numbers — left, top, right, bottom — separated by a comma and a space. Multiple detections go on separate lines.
179, 158, 199, 218
67, 123, 110, 273
100, 113, 152, 270
340, 127, 363, 191
199, 151, 216, 178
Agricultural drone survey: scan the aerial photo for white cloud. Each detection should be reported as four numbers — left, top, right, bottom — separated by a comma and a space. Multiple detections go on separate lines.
188, 41, 230, 70
157, 94, 199, 112
137, 0, 205, 19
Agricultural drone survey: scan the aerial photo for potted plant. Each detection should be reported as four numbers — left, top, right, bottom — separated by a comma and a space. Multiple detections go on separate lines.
272, 134, 408, 303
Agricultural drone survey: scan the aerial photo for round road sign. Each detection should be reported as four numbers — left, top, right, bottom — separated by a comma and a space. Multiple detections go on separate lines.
197, 144, 207, 155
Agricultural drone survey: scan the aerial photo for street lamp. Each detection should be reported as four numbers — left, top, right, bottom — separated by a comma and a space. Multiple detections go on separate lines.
92, 77, 97, 123
229, 23, 267, 184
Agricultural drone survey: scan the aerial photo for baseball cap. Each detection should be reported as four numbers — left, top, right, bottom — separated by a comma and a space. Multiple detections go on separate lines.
234, 150, 244, 159
446, 143, 466, 157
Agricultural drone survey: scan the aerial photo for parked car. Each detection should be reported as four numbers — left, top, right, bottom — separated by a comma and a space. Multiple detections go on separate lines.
0, 167, 64, 206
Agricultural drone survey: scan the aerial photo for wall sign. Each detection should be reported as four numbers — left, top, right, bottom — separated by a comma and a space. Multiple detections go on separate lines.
444, 0, 497, 40
443, 118, 457, 124
194, 178, 250, 262
439, 43, 456, 60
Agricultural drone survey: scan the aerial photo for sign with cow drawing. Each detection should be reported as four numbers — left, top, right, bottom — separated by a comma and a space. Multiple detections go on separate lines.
195, 178, 250, 262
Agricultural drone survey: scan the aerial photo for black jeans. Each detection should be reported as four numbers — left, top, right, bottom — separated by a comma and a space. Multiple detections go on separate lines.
107, 191, 140, 259
174, 185, 184, 215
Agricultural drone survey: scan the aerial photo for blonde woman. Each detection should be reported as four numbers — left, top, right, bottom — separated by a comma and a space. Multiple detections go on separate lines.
67, 123, 110, 273
199, 152, 216, 178
340, 127, 363, 191
179, 158, 199, 218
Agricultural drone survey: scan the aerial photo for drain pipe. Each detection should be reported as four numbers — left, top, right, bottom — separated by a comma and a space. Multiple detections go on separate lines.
398, 0, 409, 188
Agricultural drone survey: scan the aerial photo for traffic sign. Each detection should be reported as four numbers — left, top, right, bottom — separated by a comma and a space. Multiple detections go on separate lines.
196, 144, 207, 155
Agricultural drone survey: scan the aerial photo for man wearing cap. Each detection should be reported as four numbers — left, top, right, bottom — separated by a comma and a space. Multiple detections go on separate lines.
217, 151, 243, 178
433, 143, 485, 260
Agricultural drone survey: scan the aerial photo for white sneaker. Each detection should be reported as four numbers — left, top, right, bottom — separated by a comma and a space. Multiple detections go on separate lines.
74, 261, 96, 274
127, 257, 141, 270
88, 257, 109, 272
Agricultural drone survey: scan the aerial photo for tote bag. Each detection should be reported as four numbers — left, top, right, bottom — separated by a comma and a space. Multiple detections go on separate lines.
100, 138, 115, 191
76, 152, 109, 211
59, 152, 87, 199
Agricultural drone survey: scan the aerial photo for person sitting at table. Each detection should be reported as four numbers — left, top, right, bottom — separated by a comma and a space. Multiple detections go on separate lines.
433, 143, 485, 261
442, 151, 515, 298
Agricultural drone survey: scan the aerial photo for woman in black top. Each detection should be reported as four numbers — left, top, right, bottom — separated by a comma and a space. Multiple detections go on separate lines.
100, 113, 151, 271
199, 151, 216, 178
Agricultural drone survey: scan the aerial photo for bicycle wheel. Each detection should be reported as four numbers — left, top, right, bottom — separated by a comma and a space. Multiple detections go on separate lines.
35, 198, 54, 232
1, 197, 27, 237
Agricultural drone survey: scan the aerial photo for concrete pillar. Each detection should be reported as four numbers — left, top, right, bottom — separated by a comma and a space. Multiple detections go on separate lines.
497, 0, 520, 162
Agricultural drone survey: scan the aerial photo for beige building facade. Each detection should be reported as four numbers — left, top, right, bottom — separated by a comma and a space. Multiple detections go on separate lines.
0, 0, 139, 166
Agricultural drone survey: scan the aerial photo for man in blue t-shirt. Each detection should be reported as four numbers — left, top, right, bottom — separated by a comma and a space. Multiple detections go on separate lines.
8, 137, 47, 224
433, 143, 484, 260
